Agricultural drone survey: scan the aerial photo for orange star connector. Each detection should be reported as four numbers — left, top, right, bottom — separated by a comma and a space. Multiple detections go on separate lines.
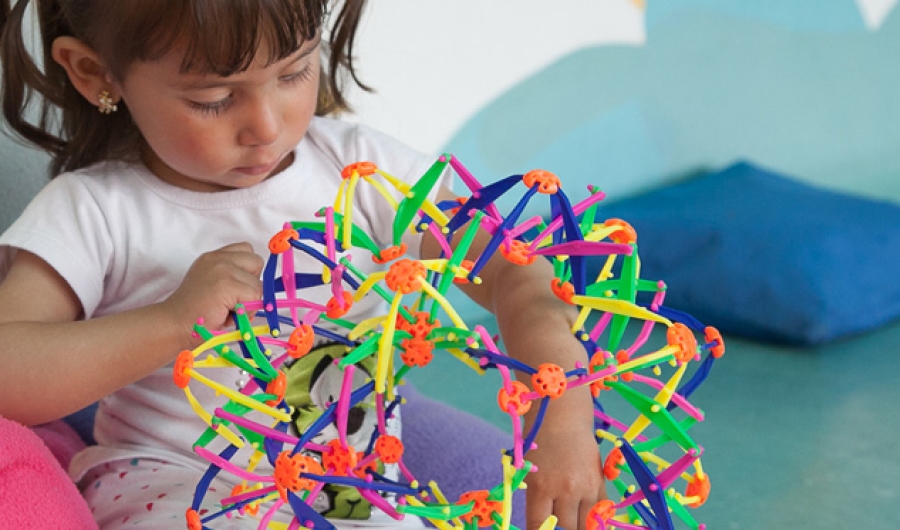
265, 371, 286, 406
603, 447, 625, 480
230, 484, 260, 516
531, 363, 568, 399
589, 352, 617, 397
704, 326, 726, 358
667, 322, 699, 363
274, 451, 323, 501
400, 338, 434, 367
604, 218, 637, 245
385, 259, 427, 294
268, 228, 299, 254
551, 278, 576, 304
374, 434, 404, 464
453, 259, 476, 284
396, 310, 440, 340
373, 243, 407, 264
497, 380, 533, 416
287, 324, 315, 359
341, 161, 377, 179
523, 169, 561, 194
500, 239, 536, 266
586, 499, 617, 530
325, 292, 354, 319
685, 471, 711, 508
458, 490, 502, 528
323, 439, 358, 477
173, 350, 193, 389
185, 508, 202, 530
616, 350, 634, 382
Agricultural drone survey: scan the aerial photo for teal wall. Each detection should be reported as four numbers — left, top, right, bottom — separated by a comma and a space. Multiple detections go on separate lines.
444, 2, 900, 217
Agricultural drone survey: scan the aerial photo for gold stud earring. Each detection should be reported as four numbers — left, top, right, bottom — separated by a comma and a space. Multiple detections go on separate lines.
98, 90, 118, 114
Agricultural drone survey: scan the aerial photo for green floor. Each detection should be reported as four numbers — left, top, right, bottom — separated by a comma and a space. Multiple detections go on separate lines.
407, 307, 900, 529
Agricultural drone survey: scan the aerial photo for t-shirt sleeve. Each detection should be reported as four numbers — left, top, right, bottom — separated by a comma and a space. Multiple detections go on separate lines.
0, 175, 112, 319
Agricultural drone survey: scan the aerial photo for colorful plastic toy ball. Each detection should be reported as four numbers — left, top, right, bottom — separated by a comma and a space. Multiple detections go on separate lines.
175, 154, 724, 529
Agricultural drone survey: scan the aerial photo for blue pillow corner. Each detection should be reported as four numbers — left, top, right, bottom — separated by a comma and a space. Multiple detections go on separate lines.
594, 161, 900, 345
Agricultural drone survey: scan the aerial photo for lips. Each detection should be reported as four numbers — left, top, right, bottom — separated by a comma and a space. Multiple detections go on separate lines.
234, 159, 279, 176
234, 151, 294, 178
234, 150, 293, 179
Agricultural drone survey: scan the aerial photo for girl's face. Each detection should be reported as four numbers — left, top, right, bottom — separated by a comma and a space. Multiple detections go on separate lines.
115, 37, 321, 192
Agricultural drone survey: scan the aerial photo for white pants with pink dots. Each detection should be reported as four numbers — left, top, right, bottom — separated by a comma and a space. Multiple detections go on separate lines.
80, 458, 427, 529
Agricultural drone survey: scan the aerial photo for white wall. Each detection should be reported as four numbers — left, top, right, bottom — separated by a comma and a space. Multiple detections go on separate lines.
344, 1, 646, 156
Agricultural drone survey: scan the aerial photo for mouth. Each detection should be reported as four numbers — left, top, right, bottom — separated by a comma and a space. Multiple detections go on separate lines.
234, 150, 292, 177
234, 159, 281, 177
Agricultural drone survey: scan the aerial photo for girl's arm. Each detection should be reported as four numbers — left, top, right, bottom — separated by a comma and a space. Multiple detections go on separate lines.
0, 244, 264, 426
420, 186, 605, 530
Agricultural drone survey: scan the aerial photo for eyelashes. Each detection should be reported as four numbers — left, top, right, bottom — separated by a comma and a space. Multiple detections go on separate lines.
280, 63, 316, 85
188, 64, 315, 117
188, 96, 233, 116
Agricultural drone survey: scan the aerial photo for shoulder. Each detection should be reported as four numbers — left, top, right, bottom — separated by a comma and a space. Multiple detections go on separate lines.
305, 115, 405, 153
41, 159, 144, 202
10, 159, 146, 244
0, 160, 141, 316
304, 116, 434, 180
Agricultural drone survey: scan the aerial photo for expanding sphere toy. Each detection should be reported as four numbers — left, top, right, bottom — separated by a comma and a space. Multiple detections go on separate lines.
174, 154, 725, 530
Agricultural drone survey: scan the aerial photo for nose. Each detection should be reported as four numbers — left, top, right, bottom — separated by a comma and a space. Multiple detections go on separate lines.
238, 96, 280, 147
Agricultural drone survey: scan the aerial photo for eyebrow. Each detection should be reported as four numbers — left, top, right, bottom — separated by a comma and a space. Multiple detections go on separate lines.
176, 35, 321, 90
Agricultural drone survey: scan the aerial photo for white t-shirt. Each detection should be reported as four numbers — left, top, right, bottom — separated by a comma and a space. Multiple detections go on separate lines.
0, 116, 444, 527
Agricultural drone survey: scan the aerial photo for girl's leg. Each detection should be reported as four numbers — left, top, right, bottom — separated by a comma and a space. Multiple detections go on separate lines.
400, 385, 525, 528
80, 458, 286, 529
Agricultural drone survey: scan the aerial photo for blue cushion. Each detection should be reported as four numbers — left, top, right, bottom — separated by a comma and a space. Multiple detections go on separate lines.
593, 161, 900, 345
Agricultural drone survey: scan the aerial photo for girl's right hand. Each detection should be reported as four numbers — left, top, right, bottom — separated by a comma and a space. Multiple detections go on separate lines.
162, 242, 264, 344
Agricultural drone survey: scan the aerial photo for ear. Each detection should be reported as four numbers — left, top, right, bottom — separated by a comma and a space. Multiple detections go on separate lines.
50, 36, 119, 109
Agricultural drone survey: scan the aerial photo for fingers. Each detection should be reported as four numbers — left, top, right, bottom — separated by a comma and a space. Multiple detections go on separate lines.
217, 263, 263, 301
578, 497, 596, 530
526, 472, 607, 530
557, 498, 598, 530
209, 242, 265, 276
206, 248, 264, 301
525, 489, 553, 530
527, 494, 600, 530
215, 241, 255, 256
165, 243, 266, 333
554, 498, 581, 530
191, 244, 265, 298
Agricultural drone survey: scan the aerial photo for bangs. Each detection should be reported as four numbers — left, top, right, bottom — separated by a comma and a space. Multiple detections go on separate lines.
107, 0, 329, 77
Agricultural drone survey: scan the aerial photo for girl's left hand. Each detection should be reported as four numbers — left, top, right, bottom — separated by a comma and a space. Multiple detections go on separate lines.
523, 389, 607, 530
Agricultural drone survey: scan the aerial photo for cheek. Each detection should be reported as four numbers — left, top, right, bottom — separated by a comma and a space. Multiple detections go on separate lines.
178, 130, 219, 158
150, 118, 229, 168
284, 89, 318, 136
130, 107, 187, 154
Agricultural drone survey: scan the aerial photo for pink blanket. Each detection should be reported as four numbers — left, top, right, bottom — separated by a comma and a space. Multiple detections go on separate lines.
0, 416, 97, 529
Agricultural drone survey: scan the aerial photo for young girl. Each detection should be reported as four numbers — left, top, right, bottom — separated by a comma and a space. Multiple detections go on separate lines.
0, 1, 604, 528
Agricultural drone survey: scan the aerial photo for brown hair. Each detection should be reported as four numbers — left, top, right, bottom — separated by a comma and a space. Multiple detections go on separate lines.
0, 0, 369, 176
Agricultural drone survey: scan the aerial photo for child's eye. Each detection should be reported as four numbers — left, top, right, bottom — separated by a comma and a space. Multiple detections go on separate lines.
280, 65, 314, 85
188, 94, 233, 116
